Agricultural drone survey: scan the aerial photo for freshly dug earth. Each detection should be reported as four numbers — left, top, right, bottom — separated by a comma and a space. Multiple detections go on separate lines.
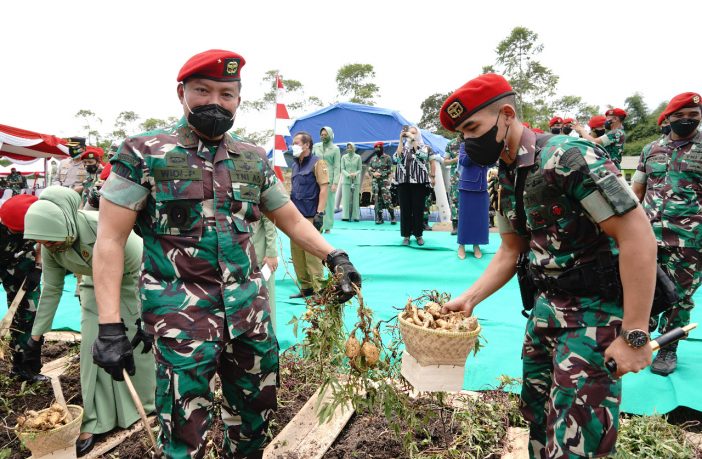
0, 341, 81, 459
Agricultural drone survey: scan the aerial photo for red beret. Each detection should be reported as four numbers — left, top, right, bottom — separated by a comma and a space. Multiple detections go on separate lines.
373, 141, 384, 148
100, 163, 112, 180
0, 194, 38, 232
522, 122, 531, 128
440, 74, 515, 132
605, 108, 627, 118
548, 116, 563, 127
588, 115, 607, 129
657, 113, 666, 126
177, 49, 246, 82
81, 146, 103, 161
660, 92, 701, 122
532, 127, 545, 134
562, 118, 574, 125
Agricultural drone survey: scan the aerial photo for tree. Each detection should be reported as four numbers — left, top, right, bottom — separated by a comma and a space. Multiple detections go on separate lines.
74, 109, 103, 145
336, 64, 379, 105
112, 110, 140, 140
241, 70, 322, 115
140, 117, 178, 133
550, 95, 600, 126
418, 92, 453, 138
233, 127, 273, 146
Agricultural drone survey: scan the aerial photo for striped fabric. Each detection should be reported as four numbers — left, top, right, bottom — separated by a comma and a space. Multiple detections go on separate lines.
394, 146, 430, 184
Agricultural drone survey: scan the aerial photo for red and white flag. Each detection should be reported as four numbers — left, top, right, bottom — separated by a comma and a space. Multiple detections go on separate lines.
272, 75, 290, 182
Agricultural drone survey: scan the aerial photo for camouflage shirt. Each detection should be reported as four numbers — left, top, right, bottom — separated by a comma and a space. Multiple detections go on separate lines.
495, 130, 635, 327
444, 138, 460, 176
100, 118, 289, 341
599, 128, 625, 166
633, 131, 702, 248
0, 224, 36, 278
367, 153, 393, 180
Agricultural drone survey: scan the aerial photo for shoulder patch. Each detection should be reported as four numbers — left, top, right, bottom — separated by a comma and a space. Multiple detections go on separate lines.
115, 152, 141, 167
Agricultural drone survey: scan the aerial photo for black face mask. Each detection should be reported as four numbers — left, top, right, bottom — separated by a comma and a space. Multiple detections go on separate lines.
188, 104, 234, 138
670, 118, 700, 138
550, 127, 561, 134
463, 114, 505, 166
593, 129, 606, 137
86, 165, 98, 174
374, 148, 382, 156
604, 120, 613, 130
562, 126, 573, 135
661, 125, 672, 136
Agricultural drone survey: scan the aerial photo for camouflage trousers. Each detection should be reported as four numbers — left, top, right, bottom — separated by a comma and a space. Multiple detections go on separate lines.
657, 245, 702, 333
1, 271, 40, 354
372, 179, 394, 222
449, 177, 459, 221
154, 324, 279, 459
521, 319, 621, 459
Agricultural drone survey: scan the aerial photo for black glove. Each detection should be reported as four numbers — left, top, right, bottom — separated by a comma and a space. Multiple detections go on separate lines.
312, 212, 324, 232
323, 249, 362, 304
23, 336, 44, 373
92, 322, 135, 381
24, 268, 42, 293
130, 319, 153, 354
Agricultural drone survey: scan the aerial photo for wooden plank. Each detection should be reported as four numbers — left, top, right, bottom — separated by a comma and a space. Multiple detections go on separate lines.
501, 427, 529, 459
45, 331, 82, 342
264, 383, 356, 459
85, 415, 157, 459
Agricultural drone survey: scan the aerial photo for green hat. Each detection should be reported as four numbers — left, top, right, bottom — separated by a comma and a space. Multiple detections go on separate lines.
24, 186, 80, 243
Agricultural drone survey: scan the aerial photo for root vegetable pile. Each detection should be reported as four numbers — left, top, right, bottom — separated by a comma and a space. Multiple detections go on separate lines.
401, 300, 479, 333
16, 403, 68, 432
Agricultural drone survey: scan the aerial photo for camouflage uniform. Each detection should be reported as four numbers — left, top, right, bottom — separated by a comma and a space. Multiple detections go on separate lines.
495, 130, 636, 458
598, 128, 626, 169
367, 153, 395, 223
100, 118, 289, 458
80, 169, 102, 210
6, 171, 27, 195
0, 225, 41, 366
445, 138, 460, 221
633, 132, 702, 333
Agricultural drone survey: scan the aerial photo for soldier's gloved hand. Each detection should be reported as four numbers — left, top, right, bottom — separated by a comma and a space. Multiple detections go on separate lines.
92, 322, 135, 381
313, 212, 324, 232
23, 336, 45, 374
24, 268, 42, 293
323, 249, 362, 304
130, 319, 154, 354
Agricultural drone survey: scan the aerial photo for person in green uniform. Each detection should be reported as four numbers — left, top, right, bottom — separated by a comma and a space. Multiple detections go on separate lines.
79, 148, 103, 210
6, 168, 27, 195
444, 134, 461, 235
340, 143, 362, 222
574, 108, 627, 169
312, 126, 341, 233
22, 186, 155, 457
439, 74, 656, 459
251, 215, 278, 332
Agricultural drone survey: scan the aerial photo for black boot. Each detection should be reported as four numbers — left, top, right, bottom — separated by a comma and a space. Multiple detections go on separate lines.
11, 350, 49, 383
451, 219, 458, 236
390, 211, 396, 225
651, 344, 678, 376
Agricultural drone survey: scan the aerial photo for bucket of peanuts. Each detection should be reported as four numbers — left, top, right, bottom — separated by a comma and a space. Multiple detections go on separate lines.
399, 297, 481, 366
16, 404, 83, 458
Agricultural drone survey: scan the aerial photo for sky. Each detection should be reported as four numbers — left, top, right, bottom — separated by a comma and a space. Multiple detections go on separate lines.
3, 0, 701, 144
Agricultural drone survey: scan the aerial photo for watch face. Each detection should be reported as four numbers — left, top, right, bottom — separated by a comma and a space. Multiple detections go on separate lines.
626, 330, 649, 348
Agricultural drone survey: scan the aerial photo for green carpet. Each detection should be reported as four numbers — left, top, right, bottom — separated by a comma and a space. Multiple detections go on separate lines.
3, 218, 700, 416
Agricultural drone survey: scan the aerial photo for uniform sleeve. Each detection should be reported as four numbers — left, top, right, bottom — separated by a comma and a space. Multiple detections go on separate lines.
258, 150, 290, 213
495, 212, 515, 234
31, 251, 67, 336
632, 142, 654, 185
331, 147, 341, 185
340, 156, 350, 178
314, 159, 330, 186
262, 215, 278, 258
99, 140, 150, 211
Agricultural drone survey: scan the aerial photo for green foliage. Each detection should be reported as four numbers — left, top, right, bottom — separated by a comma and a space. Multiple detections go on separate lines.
614, 414, 700, 458
241, 69, 321, 114
74, 109, 103, 144
140, 117, 176, 133
112, 110, 140, 140
418, 92, 454, 139
231, 127, 273, 146
336, 63, 379, 105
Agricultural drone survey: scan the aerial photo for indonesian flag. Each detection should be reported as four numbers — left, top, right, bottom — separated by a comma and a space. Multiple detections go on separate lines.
272, 75, 290, 182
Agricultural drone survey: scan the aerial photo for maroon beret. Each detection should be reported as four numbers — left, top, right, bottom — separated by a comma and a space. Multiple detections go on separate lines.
0, 195, 38, 232
440, 74, 514, 132
562, 117, 574, 125
548, 116, 563, 127
588, 115, 607, 129
177, 49, 246, 82
605, 108, 627, 118
532, 128, 545, 134
660, 92, 701, 122
374, 141, 384, 148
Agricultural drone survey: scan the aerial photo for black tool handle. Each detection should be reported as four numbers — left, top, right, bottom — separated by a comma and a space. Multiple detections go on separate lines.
606, 326, 692, 373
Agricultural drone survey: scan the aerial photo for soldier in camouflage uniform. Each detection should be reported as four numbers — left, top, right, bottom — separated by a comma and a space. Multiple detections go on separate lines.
367, 142, 396, 224
574, 108, 627, 169
6, 168, 27, 195
444, 135, 461, 235
631, 92, 702, 376
0, 195, 47, 382
91, 50, 361, 459
440, 74, 656, 459
79, 148, 104, 210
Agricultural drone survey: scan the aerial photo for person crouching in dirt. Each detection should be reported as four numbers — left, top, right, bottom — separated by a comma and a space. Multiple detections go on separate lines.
22, 186, 155, 457
0, 195, 46, 383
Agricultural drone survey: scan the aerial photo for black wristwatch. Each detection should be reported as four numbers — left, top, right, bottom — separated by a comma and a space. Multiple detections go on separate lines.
317, 211, 325, 216
621, 329, 650, 348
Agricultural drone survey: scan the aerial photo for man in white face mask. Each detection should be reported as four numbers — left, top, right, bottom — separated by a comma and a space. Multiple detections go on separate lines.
288, 131, 330, 298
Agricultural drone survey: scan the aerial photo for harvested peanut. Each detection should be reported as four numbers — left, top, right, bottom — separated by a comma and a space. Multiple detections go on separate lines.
361, 342, 379, 366
345, 335, 361, 358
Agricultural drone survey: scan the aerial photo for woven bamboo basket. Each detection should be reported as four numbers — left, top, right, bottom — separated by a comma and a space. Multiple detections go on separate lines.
17, 405, 83, 458
399, 314, 481, 366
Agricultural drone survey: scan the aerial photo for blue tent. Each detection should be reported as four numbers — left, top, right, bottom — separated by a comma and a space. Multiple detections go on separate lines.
277, 102, 449, 165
